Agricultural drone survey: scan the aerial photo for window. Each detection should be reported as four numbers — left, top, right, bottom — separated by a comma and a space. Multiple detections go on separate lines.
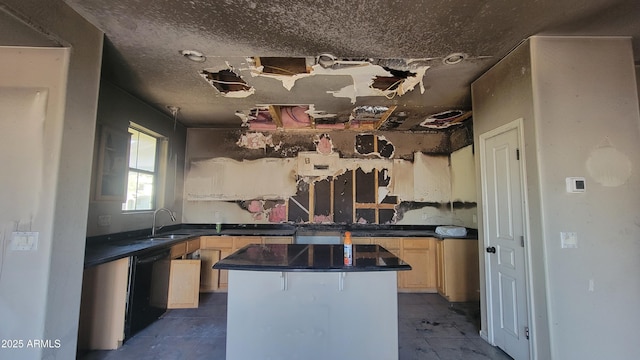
123, 126, 158, 211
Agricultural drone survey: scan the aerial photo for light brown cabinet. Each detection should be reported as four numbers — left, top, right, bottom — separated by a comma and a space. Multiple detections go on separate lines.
78, 257, 129, 350
200, 235, 293, 292
365, 237, 437, 292
435, 238, 480, 302
397, 238, 437, 292
152, 238, 202, 309
166, 259, 201, 308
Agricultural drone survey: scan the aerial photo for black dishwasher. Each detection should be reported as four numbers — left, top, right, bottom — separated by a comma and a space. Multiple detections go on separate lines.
125, 247, 171, 340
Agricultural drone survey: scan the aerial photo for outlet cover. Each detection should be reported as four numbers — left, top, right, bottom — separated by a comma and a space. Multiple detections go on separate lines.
11, 232, 39, 251
98, 214, 111, 227
560, 232, 578, 248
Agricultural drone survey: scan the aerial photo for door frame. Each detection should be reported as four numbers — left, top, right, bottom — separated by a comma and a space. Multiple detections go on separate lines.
478, 118, 535, 359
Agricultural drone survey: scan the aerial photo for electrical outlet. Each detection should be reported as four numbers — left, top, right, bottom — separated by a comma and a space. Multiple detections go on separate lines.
98, 215, 111, 227
11, 232, 39, 251
560, 232, 578, 248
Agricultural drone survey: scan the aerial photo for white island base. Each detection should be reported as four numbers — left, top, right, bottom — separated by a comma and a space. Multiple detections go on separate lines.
226, 270, 399, 360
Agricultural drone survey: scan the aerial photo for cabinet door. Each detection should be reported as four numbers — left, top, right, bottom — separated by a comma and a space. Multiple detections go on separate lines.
200, 249, 221, 292
442, 239, 480, 302
199, 236, 232, 291
400, 238, 436, 292
78, 257, 130, 350
167, 259, 201, 309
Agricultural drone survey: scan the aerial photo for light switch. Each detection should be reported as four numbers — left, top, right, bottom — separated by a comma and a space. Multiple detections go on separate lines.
11, 232, 39, 251
560, 232, 578, 248
98, 214, 111, 227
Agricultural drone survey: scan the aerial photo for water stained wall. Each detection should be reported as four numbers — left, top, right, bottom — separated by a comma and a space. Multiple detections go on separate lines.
183, 128, 475, 226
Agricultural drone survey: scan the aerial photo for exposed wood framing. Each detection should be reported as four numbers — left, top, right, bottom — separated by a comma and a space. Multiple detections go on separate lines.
268, 105, 283, 128
308, 181, 315, 221
375, 105, 398, 130
330, 179, 334, 222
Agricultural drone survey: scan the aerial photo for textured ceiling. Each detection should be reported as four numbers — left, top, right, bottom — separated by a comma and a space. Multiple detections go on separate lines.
61, 0, 640, 130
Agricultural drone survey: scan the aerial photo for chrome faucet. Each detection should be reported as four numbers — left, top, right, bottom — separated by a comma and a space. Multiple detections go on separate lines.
152, 208, 176, 236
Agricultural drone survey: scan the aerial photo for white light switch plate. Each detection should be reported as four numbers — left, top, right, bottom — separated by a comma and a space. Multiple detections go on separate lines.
98, 214, 111, 227
560, 232, 578, 248
11, 232, 39, 251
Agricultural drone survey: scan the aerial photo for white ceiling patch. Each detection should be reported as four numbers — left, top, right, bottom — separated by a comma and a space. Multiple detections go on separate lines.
246, 58, 430, 102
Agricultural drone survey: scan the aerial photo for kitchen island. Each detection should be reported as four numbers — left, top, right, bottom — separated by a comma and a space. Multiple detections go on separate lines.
214, 243, 411, 360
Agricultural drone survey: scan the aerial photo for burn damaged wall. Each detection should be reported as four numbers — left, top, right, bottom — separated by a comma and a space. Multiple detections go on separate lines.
183, 128, 476, 226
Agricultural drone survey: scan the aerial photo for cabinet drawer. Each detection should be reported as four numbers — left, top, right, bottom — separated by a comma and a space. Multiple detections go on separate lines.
170, 242, 187, 258
403, 238, 432, 249
263, 236, 293, 244
374, 238, 400, 250
352, 237, 372, 245
233, 236, 261, 249
201, 236, 233, 249
186, 238, 200, 253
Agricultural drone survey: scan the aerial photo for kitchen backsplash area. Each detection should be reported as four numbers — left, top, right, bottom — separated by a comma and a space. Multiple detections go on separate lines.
183, 127, 476, 227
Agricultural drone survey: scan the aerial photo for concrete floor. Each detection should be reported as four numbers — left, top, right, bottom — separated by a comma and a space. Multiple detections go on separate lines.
80, 293, 512, 360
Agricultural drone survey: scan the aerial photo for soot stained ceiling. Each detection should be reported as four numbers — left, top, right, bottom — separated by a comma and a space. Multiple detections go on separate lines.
61, 0, 640, 130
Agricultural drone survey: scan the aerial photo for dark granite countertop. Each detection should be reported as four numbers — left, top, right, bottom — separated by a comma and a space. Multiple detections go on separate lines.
213, 244, 412, 272
84, 224, 476, 268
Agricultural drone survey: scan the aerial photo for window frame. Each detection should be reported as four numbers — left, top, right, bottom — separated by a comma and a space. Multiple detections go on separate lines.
122, 124, 161, 212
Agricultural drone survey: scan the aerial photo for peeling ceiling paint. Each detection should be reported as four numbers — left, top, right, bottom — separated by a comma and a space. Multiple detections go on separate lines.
54, 0, 640, 128
248, 59, 430, 104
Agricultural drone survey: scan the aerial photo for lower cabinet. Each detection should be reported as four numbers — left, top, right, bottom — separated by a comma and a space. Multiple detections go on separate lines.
200, 235, 293, 292
366, 237, 437, 293
167, 259, 201, 308
78, 257, 129, 350
168, 239, 201, 308
151, 239, 201, 309
436, 238, 480, 302
397, 238, 437, 292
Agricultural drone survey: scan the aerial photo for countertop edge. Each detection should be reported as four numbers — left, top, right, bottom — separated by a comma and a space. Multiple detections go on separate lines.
85, 225, 477, 268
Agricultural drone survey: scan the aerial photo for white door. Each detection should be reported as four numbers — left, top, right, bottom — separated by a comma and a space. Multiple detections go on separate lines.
481, 124, 529, 359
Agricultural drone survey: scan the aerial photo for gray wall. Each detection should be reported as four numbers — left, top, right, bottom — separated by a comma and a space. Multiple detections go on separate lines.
473, 36, 640, 359
86, 82, 187, 236
530, 36, 640, 360
471, 39, 551, 359
0, 1, 103, 358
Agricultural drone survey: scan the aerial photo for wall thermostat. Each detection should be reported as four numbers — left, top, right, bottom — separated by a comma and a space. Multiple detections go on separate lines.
566, 177, 586, 193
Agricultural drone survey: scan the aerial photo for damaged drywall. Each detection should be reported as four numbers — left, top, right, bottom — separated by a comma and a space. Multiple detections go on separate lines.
236, 199, 287, 221
413, 152, 451, 203
200, 68, 255, 98
184, 157, 297, 200
418, 110, 472, 129
183, 128, 466, 225
354, 133, 395, 158
314, 133, 333, 154
236, 132, 282, 150
246, 57, 429, 104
